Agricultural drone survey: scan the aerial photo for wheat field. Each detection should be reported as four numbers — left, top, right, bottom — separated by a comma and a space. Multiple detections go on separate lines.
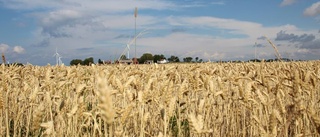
0, 61, 319, 137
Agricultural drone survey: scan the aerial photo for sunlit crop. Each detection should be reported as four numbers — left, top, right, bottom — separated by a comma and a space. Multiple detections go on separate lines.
0, 61, 319, 136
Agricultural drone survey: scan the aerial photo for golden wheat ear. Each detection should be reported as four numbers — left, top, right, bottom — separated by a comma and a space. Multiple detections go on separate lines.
32, 104, 45, 133
96, 77, 115, 125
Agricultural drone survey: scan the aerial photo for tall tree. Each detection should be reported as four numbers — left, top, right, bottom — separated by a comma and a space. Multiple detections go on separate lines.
153, 54, 166, 63
195, 57, 199, 62
183, 57, 193, 62
70, 59, 83, 66
98, 59, 103, 64
168, 55, 180, 62
83, 57, 94, 66
183, 58, 187, 62
139, 53, 153, 64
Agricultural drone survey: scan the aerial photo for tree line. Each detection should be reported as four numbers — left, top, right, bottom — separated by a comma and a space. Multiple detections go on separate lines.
69, 53, 296, 66
69, 53, 204, 65
70, 57, 94, 66
118, 53, 205, 64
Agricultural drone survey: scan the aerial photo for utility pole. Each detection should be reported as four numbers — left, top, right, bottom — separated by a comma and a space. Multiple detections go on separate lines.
134, 7, 138, 64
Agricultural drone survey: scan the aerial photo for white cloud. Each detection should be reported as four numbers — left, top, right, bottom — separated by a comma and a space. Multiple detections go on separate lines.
203, 52, 226, 60
167, 16, 299, 39
304, 2, 320, 16
0, 44, 9, 53
0, 44, 25, 54
280, 0, 297, 6
137, 32, 269, 61
41, 10, 82, 26
28, 13, 315, 62
21, 1, 168, 38
26, 10, 319, 63
100, 15, 158, 29
1, 0, 319, 64
296, 49, 311, 54
13, 46, 25, 54
35, 9, 83, 37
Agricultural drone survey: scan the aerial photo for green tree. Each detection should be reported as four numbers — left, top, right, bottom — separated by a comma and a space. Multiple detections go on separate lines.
98, 59, 103, 64
168, 55, 180, 62
195, 57, 199, 62
70, 59, 83, 66
153, 54, 166, 63
183, 57, 193, 62
83, 57, 94, 66
139, 53, 153, 64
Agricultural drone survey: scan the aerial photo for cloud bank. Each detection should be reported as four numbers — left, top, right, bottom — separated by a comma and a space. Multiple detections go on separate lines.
275, 31, 315, 43
0, 44, 25, 54
0, 0, 319, 65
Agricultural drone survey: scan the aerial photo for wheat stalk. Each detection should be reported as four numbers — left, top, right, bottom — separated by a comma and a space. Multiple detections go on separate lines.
96, 77, 115, 125
0, 61, 320, 136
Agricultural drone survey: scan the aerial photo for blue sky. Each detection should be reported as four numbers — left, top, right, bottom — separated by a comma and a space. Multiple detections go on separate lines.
0, 0, 319, 65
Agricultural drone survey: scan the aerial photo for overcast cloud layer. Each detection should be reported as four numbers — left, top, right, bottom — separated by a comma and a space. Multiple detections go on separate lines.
0, 0, 319, 65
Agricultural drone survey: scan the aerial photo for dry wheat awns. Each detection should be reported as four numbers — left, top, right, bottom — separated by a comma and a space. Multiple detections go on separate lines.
0, 61, 319, 136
